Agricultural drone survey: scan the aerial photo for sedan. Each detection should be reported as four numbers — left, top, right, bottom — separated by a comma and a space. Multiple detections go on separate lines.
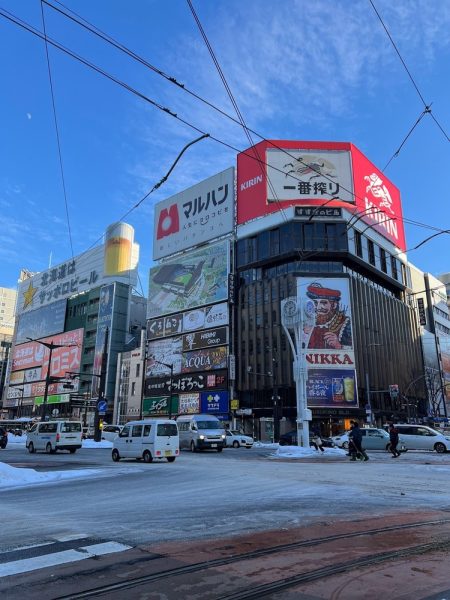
225, 430, 254, 448
331, 428, 406, 452
101, 424, 123, 442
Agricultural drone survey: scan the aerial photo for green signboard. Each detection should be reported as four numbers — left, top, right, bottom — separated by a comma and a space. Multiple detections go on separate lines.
34, 394, 70, 405
142, 395, 178, 416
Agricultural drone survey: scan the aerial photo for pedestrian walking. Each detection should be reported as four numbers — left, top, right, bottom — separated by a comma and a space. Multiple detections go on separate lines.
348, 421, 369, 461
389, 423, 401, 458
311, 427, 325, 452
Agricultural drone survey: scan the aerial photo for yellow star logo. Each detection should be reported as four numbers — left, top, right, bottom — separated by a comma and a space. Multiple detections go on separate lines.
23, 281, 38, 309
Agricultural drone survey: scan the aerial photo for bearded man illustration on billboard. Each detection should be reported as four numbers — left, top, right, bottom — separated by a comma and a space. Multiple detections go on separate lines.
303, 281, 352, 350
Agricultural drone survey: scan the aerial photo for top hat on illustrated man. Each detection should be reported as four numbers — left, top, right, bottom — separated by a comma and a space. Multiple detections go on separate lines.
304, 282, 352, 350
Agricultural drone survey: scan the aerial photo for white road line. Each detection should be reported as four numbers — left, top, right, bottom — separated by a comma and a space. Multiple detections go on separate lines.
54, 534, 90, 542
0, 541, 54, 554
0, 542, 132, 578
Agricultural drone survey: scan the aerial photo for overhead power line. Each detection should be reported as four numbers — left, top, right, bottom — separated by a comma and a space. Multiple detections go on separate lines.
369, 0, 450, 145
0, 6, 448, 240
383, 106, 431, 171
40, 0, 74, 258
39, 1, 450, 232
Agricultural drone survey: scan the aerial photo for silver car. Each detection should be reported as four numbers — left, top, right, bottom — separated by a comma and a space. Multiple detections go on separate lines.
332, 427, 406, 451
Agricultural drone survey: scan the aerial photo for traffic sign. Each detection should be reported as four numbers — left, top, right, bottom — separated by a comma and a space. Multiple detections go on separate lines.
97, 399, 107, 413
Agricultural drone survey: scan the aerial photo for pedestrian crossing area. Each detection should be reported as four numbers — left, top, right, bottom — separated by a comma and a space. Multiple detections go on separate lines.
0, 534, 132, 578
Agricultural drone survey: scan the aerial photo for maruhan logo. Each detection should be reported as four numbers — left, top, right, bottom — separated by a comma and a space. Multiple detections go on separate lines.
240, 174, 263, 192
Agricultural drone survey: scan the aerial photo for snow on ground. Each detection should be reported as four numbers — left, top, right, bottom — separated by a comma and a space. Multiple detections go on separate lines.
273, 445, 347, 459
4, 434, 112, 449
82, 439, 112, 449
0, 461, 103, 490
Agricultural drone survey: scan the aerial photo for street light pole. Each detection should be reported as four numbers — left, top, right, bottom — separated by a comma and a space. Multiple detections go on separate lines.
27, 338, 78, 422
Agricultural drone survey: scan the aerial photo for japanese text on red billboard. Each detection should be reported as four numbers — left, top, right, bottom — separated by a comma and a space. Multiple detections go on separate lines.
298, 277, 358, 408
12, 328, 84, 379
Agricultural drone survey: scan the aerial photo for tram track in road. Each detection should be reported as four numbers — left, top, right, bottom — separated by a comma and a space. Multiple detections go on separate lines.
54, 517, 450, 599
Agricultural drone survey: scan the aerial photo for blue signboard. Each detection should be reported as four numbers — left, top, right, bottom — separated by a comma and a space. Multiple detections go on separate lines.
200, 390, 229, 414
16, 299, 67, 344
306, 369, 358, 408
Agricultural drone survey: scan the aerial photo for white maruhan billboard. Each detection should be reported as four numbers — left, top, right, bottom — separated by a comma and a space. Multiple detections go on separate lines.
153, 167, 235, 260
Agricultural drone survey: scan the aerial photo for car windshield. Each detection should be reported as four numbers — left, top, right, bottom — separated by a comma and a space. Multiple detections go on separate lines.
197, 421, 222, 430
230, 430, 241, 435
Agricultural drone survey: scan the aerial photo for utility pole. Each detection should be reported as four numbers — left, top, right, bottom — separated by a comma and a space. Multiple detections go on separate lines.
27, 337, 78, 422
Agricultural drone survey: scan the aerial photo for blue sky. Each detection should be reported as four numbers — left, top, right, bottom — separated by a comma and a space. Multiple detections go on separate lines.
1, 0, 449, 292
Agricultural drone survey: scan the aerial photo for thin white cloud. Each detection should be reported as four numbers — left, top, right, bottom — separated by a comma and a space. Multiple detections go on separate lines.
26, 112, 32, 120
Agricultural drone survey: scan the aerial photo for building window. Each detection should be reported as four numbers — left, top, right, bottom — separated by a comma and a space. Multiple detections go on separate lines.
131, 382, 136, 396
368, 240, 375, 265
391, 256, 398, 279
354, 231, 362, 257
136, 363, 140, 378
380, 248, 387, 273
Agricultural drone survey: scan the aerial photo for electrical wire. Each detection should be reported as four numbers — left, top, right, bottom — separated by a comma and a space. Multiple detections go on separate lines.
39, 0, 74, 258
1, 6, 448, 241
383, 106, 431, 171
38, 1, 450, 241
369, 0, 450, 144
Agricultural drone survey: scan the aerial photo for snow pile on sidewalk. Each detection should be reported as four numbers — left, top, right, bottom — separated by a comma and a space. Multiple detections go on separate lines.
273, 445, 347, 459
253, 442, 279, 449
0, 461, 102, 490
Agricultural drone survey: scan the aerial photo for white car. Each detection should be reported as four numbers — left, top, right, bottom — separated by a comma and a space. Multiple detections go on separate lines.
101, 424, 123, 442
225, 430, 254, 448
331, 428, 407, 452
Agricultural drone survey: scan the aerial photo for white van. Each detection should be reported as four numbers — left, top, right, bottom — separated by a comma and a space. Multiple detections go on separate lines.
26, 421, 82, 454
395, 424, 450, 453
112, 419, 179, 463
177, 414, 226, 452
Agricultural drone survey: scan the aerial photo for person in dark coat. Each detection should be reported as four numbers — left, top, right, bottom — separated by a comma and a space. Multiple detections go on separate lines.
310, 426, 325, 452
349, 421, 369, 461
389, 423, 401, 457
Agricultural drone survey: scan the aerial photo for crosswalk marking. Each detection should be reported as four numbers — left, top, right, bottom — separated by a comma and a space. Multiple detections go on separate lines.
0, 540, 132, 578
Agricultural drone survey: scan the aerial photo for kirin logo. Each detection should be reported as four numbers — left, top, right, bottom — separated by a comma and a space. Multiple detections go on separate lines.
156, 204, 180, 239
364, 173, 394, 214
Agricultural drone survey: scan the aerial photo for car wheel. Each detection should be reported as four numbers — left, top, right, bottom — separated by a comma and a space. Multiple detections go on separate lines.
342, 441, 349, 449
279, 440, 286, 446
217, 446, 223, 453
28, 442, 35, 454
143, 450, 153, 463
232, 441, 240, 448
190, 441, 197, 453
167, 457, 176, 463
69, 448, 76, 454
46, 442, 52, 454
434, 442, 447, 454
112, 449, 120, 462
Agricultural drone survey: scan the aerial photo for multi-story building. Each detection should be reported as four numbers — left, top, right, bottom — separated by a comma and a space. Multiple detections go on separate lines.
2, 222, 144, 423
0, 286, 17, 336
235, 140, 426, 439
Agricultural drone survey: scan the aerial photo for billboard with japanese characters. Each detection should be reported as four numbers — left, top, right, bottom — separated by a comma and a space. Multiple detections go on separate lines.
16, 222, 139, 315
153, 167, 234, 260
144, 369, 228, 397
15, 299, 67, 344
146, 337, 183, 376
11, 328, 83, 378
237, 140, 405, 251
147, 240, 230, 318
92, 284, 115, 395
200, 390, 229, 414
298, 277, 358, 408
147, 302, 228, 340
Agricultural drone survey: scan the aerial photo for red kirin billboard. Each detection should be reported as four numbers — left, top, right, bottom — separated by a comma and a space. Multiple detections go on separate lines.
236, 140, 406, 251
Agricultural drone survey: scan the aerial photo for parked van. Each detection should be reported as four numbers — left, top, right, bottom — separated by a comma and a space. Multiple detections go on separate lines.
26, 421, 82, 454
112, 419, 179, 463
395, 424, 450, 453
177, 414, 226, 452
